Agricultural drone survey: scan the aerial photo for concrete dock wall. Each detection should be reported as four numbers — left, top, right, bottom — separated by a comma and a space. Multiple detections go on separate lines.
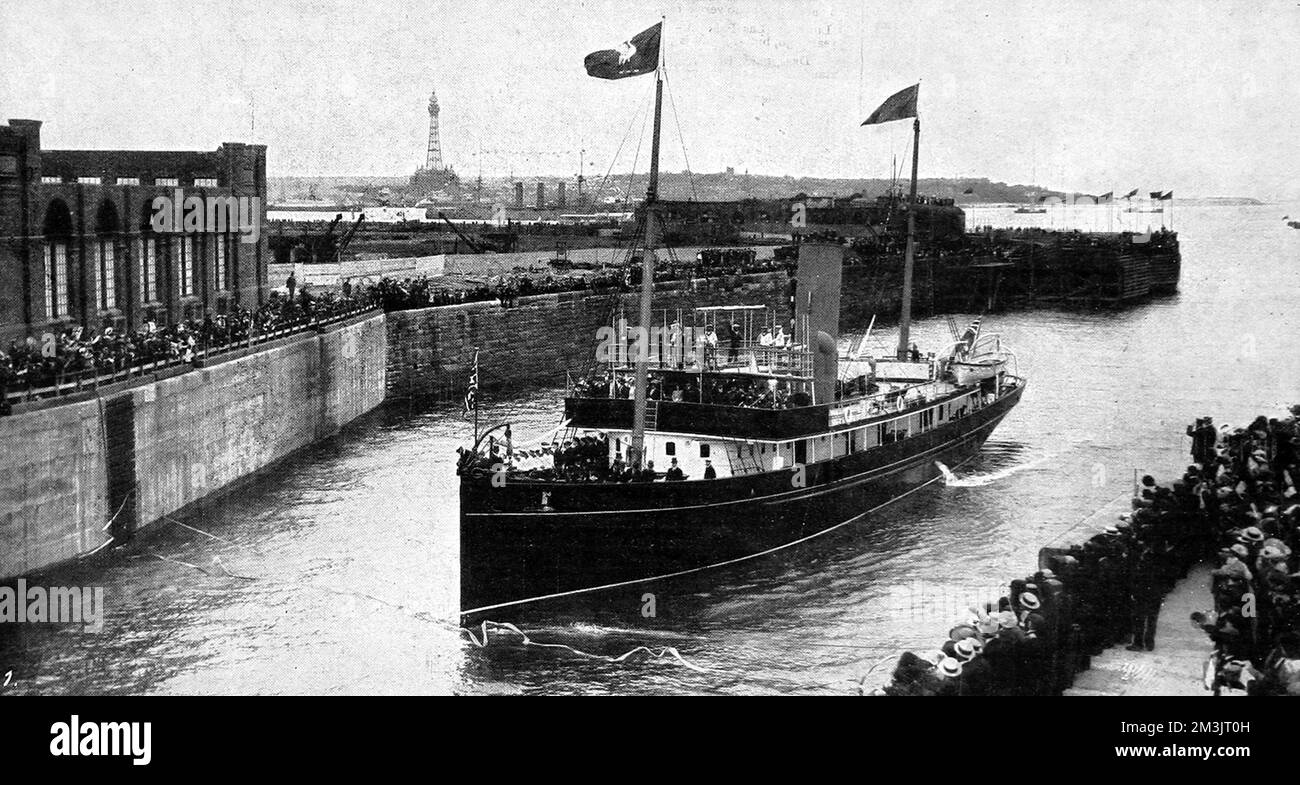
0, 312, 387, 579
384, 271, 792, 400
0, 397, 110, 579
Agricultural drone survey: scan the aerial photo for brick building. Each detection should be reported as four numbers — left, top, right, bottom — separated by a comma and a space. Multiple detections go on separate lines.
0, 119, 269, 344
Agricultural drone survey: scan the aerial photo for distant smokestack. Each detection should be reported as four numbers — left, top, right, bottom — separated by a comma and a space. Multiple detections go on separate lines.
536, 182, 545, 209
514, 182, 523, 208
557, 182, 566, 209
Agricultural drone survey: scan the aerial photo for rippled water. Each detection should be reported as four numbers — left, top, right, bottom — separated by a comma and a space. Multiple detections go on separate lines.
4, 205, 1298, 695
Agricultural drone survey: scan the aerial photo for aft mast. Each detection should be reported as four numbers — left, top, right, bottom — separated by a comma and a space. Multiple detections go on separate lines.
897, 116, 920, 360
860, 82, 922, 360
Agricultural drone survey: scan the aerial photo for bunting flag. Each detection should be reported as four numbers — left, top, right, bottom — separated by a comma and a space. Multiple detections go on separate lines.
1098, 191, 1114, 203
464, 350, 479, 414
861, 83, 919, 126
1159, 190, 1174, 200
1124, 188, 1139, 199
1149, 191, 1164, 200
584, 22, 662, 79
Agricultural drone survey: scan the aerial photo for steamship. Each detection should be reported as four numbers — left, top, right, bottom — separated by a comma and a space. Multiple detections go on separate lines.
456, 52, 1025, 618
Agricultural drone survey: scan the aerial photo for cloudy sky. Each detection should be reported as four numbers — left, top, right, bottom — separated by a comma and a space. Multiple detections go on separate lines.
3, 0, 1298, 198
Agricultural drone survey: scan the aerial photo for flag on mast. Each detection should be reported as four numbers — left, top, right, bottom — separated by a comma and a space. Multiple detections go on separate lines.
584, 22, 662, 79
464, 350, 479, 414
1159, 191, 1174, 200
861, 83, 919, 126
1123, 188, 1139, 199
1098, 191, 1114, 203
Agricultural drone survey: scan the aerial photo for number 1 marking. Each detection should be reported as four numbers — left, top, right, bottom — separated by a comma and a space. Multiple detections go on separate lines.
3, 671, 11, 686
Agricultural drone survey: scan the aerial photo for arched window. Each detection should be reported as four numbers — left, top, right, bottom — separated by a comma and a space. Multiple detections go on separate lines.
94, 201, 121, 310
214, 232, 228, 292
138, 198, 161, 305
41, 199, 73, 319
172, 234, 195, 298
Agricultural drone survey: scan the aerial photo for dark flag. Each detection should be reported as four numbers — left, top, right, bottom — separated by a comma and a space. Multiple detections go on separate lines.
464, 350, 479, 414
1159, 190, 1174, 200
1098, 191, 1114, 203
963, 187, 975, 194
1124, 188, 1139, 199
1149, 191, 1164, 200
861, 83, 919, 126
584, 22, 662, 80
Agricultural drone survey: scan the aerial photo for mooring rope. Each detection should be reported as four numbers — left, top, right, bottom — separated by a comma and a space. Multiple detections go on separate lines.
162, 514, 256, 552
75, 489, 136, 559
460, 620, 709, 673
146, 539, 712, 675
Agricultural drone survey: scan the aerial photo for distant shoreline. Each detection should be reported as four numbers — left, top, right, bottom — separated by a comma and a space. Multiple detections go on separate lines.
267, 173, 1267, 208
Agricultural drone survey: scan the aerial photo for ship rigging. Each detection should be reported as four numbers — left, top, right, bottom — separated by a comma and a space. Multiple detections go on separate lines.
456, 24, 1025, 618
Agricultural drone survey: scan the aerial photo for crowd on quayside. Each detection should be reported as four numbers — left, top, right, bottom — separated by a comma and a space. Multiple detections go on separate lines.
1, 249, 795, 412
0, 288, 368, 413
874, 405, 1300, 696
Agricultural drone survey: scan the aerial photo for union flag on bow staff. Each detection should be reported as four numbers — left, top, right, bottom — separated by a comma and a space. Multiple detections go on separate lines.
464, 350, 479, 414
584, 21, 662, 80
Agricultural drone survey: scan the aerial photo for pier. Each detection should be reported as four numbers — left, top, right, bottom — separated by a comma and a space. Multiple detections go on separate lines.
1064, 565, 1212, 696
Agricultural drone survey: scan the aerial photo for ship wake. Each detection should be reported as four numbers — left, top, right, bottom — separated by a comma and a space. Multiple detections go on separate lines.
935, 452, 1052, 487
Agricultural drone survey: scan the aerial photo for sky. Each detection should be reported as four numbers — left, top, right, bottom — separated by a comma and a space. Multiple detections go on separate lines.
3, 0, 1299, 198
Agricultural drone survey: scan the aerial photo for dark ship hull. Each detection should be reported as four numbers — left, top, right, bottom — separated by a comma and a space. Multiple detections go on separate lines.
460, 383, 1023, 618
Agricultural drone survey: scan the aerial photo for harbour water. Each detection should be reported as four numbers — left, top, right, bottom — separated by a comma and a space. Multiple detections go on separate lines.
3, 204, 1297, 695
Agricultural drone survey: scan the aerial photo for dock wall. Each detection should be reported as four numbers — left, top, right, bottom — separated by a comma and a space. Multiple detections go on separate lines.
0, 313, 387, 579
385, 271, 792, 400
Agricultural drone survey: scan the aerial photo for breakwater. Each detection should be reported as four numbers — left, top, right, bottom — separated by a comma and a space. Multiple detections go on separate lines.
840, 229, 1181, 324
0, 312, 387, 579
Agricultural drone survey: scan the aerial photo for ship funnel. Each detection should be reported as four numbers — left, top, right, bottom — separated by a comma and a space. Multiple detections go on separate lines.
794, 242, 844, 404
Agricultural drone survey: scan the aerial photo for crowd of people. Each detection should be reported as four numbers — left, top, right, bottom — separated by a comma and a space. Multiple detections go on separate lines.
1191, 410, 1300, 695
3, 244, 794, 411
876, 405, 1300, 696
572, 369, 812, 410
367, 272, 613, 312
368, 250, 794, 313
0, 288, 372, 413
460, 431, 707, 485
